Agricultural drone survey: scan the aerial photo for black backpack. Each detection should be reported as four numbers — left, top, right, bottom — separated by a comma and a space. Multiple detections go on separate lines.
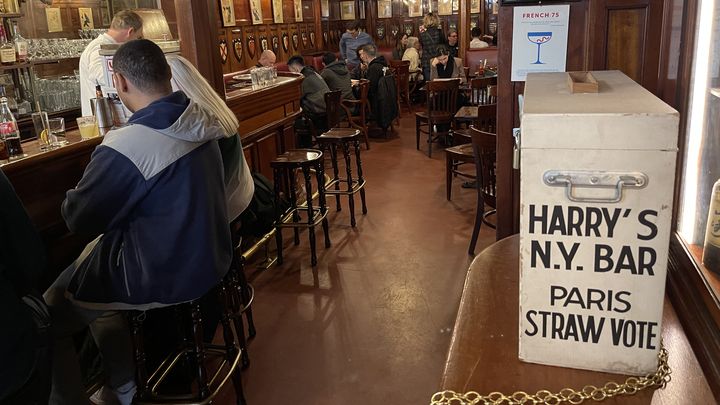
239, 173, 288, 238
375, 69, 398, 129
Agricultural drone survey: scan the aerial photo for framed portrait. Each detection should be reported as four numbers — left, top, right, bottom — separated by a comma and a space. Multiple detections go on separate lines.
359, 0, 365, 19
321, 0, 329, 18
272, 0, 283, 23
378, 0, 392, 18
438, 0, 452, 15
220, 0, 236, 27
471, 0, 481, 13
79, 8, 95, 30
408, 0, 422, 17
340, 1, 355, 20
294, 0, 303, 22
250, 0, 263, 25
45, 8, 62, 33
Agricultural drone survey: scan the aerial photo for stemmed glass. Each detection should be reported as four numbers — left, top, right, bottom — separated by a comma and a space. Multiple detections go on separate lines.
527, 31, 552, 64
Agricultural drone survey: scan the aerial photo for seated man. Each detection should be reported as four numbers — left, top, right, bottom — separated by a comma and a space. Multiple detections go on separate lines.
320, 52, 355, 101
44, 39, 232, 405
357, 43, 388, 106
257, 50, 276, 68
358, 43, 397, 130
469, 27, 489, 49
289, 55, 331, 146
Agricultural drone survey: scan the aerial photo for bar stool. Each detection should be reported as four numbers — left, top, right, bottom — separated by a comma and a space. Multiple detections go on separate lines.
271, 149, 331, 267
129, 275, 247, 405
316, 128, 368, 227
228, 232, 256, 369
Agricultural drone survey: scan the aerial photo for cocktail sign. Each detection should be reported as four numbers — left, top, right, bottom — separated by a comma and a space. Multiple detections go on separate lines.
527, 31, 552, 64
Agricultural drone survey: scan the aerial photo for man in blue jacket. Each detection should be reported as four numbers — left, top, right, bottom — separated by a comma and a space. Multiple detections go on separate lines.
339, 20, 374, 73
44, 39, 232, 405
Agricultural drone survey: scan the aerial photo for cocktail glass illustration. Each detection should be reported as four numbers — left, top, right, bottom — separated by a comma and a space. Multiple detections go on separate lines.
527, 31, 553, 64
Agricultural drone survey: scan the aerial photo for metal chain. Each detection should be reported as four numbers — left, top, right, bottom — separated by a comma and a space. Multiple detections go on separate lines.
431, 346, 671, 405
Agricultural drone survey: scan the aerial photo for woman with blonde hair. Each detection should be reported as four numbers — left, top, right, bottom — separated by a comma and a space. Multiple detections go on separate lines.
419, 12, 446, 82
402, 36, 423, 81
166, 54, 254, 223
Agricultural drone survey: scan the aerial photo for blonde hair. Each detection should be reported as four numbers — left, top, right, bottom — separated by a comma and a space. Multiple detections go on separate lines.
423, 12, 439, 28
166, 55, 239, 137
111, 10, 143, 31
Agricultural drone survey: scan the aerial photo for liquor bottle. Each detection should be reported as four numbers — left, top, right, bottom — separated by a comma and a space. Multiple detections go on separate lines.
95, 84, 104, 99
0, 26, 16, 65
15, 87, 29, 116
703, 179, 720, 274
12, 22, 27, 63
0, 86, 23, 159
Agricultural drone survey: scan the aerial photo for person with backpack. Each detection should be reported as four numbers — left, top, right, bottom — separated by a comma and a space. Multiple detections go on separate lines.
358, 43, 398, 131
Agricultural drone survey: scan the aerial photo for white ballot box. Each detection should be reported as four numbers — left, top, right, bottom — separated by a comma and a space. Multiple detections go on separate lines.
518, 70, 679, 375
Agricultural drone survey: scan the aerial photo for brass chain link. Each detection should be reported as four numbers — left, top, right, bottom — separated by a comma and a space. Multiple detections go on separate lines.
431, 346, 671, 405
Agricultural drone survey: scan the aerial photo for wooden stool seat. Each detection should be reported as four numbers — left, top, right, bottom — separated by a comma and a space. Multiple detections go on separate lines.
317, 128, 368, 227
271, 149, 331, 267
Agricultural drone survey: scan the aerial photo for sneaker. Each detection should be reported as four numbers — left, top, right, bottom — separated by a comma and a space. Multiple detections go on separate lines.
89, 381, 136, 405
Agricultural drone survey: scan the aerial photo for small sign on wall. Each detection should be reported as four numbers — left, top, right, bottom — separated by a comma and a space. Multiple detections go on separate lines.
272, 0, 283, 23
79, 8, 94, 30
340, 1, 355, 20
250, 0, 263, 25
220, 0, 236, 27
294, 0, 303, 22
378, 0, 392, 18
510, 5, 569, 82
46, 8, 62, 33
408, 0, 422, 17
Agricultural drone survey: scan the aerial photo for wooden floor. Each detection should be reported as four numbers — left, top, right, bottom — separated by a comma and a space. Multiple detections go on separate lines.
220, 112, 497, 404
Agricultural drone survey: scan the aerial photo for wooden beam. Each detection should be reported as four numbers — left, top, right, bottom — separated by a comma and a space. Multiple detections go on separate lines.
458, 0, 470, 60
175, 0, 223, 94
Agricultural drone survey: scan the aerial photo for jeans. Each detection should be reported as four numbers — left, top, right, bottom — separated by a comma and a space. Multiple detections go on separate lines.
44, 261, 136, 405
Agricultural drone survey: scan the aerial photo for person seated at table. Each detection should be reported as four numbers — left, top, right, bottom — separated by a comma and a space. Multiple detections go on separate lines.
358, 44, 389, 108
289, 55, 331, 145
469, 27, 489, 49
431, 45, 465, 84
320, 52, 355, 102
392, 33, 408, 60
256, 50, 277, 68
358, 43, 397, 130
402, 36, 423, 82
43, 39, 232, 405
447, 29, 459, 58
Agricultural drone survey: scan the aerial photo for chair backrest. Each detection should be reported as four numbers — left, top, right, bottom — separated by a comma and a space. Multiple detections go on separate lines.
357, 79, 370, 116
469, 77, 498, 105
487, 84, 498, 104
469, 126, 497, 207
426, 79, 460, 117
474, 103, 497, 133
389, 59, 408, 69
324, 90, 343, 128
391, 61, 411, 95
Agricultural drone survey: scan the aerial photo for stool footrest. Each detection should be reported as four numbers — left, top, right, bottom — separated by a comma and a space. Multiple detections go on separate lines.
277, 209, 328, 229
325, 178, 366, 196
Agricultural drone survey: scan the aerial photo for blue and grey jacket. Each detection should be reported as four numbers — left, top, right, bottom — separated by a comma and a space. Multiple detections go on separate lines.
62, 91, 232, 310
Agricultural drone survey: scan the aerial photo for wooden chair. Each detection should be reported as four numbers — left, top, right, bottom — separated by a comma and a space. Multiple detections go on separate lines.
445, 103, 496, 200
340, 79, 371, 150
324, 90, 343, 129
468, 76, 498, 105
389, 59, 413, 116
415, 79, 460, 157
468, 127, 497, 255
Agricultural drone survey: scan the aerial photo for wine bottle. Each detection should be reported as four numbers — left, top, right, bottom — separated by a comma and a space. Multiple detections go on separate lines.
0, 26, 16, 65
12, 22, 27, 63
703, 179, 720, 274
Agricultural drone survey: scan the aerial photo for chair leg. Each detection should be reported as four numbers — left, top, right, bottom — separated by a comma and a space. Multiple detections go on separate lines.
341, 140, 356, 227
468, 194, 485, 255
329, 144, 341, 211
315, 159, 331, 248
428, 124, 433, 158
446, 154, 452, 201
190, 302, 210, 400
228, 261, 250, 369
218, 284, 246, 405
354, 139, 368, 215
415, 117, 421, 150
273, 168, 284, 265
363, 124, 370, 150
130, 312, 150, 402
301, 166, 317, 267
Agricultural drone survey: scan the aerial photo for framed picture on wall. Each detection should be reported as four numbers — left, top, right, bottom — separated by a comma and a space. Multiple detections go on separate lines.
359, 0, 365, 19
378, 0, 392, 18
471, 0, 481, 13
220, 0, 236, 27
340, 1, 355, 20
250, 0, 263, 25
321, 0, 329, 18
294, 0, 303, 22
408, 0, 422, 17
79, 8, 95, 30
272, 0, 283, 23
438, 0, 452, 15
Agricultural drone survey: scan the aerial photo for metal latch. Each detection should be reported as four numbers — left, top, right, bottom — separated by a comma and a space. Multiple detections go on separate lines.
543, 170, 648, 203
512, 128, 520, 170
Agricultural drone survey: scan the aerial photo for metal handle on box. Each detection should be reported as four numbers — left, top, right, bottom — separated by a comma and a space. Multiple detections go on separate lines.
543, 170, 648, 203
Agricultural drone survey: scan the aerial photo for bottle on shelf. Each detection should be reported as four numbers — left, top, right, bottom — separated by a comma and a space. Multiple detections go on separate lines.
15, 87, 29, 116
12, 22, 27, 63
0, 85, 24, 159
703, 179, 720, 275
0, 26, 16, 65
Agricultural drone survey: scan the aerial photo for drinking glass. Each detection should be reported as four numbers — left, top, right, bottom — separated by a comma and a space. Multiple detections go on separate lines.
31, 111, 52, 150
77, 116, 99, 139
48, 117, 68, 146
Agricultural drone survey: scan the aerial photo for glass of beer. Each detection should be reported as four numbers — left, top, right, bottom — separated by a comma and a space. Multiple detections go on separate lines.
77, 116, 99, 139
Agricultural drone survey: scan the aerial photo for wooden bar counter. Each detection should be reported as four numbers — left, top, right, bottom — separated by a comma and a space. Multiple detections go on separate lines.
1, 75, 303, 278
440, 235, 715, 404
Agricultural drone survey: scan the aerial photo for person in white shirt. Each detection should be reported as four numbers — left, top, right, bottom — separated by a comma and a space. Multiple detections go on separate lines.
79, 10, 143, 116
402, 36, 423, 81
469, 27, 489, 49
